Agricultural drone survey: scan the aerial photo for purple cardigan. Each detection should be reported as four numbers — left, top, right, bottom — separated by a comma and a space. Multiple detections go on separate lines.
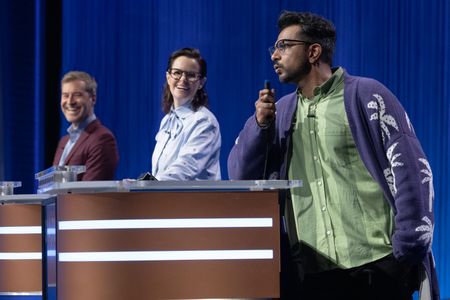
228, 71, 439, 299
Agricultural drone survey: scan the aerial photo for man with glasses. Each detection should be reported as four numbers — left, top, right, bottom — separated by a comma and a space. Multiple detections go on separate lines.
53, 71, 119, 180
151, 48, 221, 180
228, 11, 438, 300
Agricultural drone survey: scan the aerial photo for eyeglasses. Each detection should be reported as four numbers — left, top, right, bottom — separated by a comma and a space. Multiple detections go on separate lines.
168, 68, 202, 82
268, 39, 311, 56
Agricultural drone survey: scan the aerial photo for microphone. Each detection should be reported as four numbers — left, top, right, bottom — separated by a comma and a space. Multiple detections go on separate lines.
262, 79, 272, 179
264, 79, 271, 91
307, 105, 316, 118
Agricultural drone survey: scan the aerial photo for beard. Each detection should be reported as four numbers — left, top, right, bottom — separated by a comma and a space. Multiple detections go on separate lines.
280, 59, 312, 84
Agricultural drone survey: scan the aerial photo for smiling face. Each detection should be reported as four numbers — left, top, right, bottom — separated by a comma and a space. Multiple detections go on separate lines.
60, 80, 95, 128
166, 56, 205, 108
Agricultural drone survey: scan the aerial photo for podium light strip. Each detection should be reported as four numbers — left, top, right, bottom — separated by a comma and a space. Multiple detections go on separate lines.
0, 226, 42, 234
0, 252, 42, 260
58, 218, 273, 230
59, 250, 273, 262
0, 292, 43, 296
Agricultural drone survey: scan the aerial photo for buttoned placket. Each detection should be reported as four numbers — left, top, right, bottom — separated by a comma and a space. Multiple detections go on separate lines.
306, 98, 336, 260
154, 112, 182, 175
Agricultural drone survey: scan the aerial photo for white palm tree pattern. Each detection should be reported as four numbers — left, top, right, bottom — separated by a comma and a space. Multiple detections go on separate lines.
419, 158, 434, 213
415, 216, 433, 252
383, 168, 395, 196
367, 94, 399, 142
384, 142, 404, 196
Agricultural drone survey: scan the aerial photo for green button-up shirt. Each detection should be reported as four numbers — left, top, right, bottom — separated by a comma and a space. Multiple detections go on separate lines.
288, 67, 394, 273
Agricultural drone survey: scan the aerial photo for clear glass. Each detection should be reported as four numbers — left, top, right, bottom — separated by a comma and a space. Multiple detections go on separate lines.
35, 166, 86, 194
36, 179, 302, 194
0, 181, 22, 196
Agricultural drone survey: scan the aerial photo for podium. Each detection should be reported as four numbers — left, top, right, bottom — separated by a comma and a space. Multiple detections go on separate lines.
0, 182, 53, 300
39, 179, 301, 300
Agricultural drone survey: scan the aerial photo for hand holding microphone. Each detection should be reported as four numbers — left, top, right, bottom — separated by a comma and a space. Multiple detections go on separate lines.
255, 80, 276, 127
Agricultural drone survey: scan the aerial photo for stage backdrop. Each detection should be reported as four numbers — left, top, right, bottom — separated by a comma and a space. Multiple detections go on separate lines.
0, 0, 449, 297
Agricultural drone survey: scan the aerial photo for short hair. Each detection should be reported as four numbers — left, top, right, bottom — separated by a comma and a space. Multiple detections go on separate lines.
278, 11, 336, 65
61, 71, 97, 96
162, 48, 208, 114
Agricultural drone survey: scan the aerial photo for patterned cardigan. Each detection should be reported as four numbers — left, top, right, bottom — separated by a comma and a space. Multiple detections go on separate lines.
228, 71, 439, 300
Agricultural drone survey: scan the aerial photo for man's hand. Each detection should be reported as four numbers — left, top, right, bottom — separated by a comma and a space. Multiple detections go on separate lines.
255, 88, 276, 127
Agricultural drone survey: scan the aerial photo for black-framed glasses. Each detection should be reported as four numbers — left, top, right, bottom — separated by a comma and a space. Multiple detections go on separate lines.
268, 39, 311, 56
168, 68, 201, 82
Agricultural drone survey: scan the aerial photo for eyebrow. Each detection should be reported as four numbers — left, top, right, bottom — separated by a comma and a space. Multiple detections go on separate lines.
171, 68, 200, 73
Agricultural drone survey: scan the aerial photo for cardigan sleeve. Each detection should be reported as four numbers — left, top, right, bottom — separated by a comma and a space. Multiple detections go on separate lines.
351, 78, 434, 265
227, 114, 274, 179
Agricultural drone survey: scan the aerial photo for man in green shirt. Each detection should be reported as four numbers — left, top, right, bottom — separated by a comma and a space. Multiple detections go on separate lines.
229, 11, 437, 300
289, 67, 394, 275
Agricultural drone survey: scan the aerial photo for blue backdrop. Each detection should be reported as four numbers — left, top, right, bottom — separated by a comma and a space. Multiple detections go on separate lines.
1, 0, 449, 297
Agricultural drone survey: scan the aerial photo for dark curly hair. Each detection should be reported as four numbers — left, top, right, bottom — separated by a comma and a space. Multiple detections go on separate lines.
278, 11, 336, 65
162, 48, 208, 114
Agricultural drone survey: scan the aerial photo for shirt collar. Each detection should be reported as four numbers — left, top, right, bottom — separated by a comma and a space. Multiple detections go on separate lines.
170, 101, 195, 119
313, 67, 344, 97
296, 67, 344, 98
67, 114, 96, 135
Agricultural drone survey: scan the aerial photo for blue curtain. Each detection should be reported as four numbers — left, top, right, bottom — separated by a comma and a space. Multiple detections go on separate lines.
1, 0, 449, 297
0, 0, 46, 192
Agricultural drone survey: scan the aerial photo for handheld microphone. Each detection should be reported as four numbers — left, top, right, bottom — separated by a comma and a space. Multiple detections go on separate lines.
262, 79, 272, 179
264, 79, 271, 90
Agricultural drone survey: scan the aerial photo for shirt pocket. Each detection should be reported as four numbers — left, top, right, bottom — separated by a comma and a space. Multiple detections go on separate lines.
321, 125, 360, 168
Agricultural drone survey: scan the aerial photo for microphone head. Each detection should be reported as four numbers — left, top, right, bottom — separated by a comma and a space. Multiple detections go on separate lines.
264, 80, 271, 90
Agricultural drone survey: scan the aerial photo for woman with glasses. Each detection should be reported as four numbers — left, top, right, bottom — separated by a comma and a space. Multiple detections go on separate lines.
151, 48, 221, 180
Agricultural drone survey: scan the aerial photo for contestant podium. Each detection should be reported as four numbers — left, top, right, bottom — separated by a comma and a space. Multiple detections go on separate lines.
39, 179, 301, 300
0, 182, 53, 299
